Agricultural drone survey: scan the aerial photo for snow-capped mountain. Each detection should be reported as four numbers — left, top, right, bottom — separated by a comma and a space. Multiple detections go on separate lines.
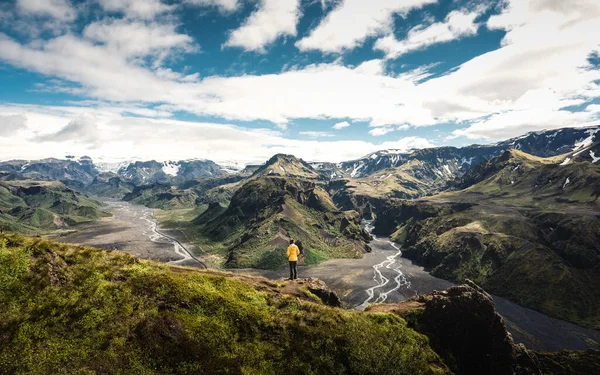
0, 157, 99, 185
117, 159, 227, 185
312, 125, 600, 180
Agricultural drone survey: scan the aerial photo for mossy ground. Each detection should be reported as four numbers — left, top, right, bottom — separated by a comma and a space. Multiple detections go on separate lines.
0, 234, 448, 375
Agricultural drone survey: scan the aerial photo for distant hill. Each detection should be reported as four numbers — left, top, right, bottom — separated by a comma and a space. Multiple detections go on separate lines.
315, 126, 600, 179
319, 126, 600, 213
86, 172, 135, 198
0, 157, 99, 185
0, 180, 108, 233
117, 159, 227, 186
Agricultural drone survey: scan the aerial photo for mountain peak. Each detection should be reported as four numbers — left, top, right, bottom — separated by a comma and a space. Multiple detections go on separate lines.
252, 154, 321, 179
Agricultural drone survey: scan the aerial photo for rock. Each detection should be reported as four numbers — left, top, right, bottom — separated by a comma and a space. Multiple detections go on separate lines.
297, 278, 342, 307
389, 280, 516, 375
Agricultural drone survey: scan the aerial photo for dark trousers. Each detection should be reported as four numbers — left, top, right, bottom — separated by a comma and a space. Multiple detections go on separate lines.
289, 261, 297, 280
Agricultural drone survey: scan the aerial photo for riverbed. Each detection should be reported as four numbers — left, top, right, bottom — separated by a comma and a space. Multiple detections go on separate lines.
51, 200, 600, 352
47, 200, 205, 268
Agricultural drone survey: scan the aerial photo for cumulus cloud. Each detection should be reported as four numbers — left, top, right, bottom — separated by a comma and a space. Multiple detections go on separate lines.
224, 0, 301, 52
16, 0, 75, 21
369, 127, 395, 136
296, 0, 436, 53
96, 0, 174, 19
332, 121, 350, 130
0, 114, 27, 136
299, 131, 334, 138
0, 0, 599, 144
375, 9, 482, 59
185, 0, 239, 12
451, 107, 600, 140
83, 18, 197, 61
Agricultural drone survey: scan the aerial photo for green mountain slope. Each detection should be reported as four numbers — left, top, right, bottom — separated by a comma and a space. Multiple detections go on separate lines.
179, 177, 371, 269
0, 234, 448, 375
374, 150, 600, 329
86, 172, 134, 198
0, 181, 107, 233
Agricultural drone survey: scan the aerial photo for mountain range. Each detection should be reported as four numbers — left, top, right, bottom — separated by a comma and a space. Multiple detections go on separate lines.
1, 125, 600, 374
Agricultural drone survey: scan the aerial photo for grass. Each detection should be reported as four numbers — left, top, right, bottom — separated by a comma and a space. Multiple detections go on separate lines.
0, 234, 449, 375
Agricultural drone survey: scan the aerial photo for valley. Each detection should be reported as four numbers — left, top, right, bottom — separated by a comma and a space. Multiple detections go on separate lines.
47, 199, 206, 268
52, 199, 600, 352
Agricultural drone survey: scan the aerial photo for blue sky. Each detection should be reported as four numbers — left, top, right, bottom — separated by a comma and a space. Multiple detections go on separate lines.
0, 0, 599, 164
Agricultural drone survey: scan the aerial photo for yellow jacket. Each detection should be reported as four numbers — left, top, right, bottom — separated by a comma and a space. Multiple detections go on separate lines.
287, 244, 300, 261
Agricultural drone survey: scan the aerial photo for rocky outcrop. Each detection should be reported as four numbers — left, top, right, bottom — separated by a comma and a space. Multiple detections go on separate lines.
298, 278, 342, 307
370, 280, 515, 375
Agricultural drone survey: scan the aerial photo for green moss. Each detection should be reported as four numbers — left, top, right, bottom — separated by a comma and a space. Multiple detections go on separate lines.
0, 234, 449, 375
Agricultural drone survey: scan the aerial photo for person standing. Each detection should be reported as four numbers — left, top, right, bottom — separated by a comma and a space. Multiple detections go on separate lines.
287, 239, 300, 280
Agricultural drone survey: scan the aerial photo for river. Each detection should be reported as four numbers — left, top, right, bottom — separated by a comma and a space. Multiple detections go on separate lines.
48, 200, 206, 268
51, 201, 600, 352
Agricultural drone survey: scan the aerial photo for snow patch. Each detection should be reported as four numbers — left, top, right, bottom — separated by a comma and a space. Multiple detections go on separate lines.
573, 129, 599, 150
434, 169, 444, 177
560, 158, 571, 166
591, 151, 600, 163
460, 157, 474, 166
350, 162, 364, 178
513, 164, 520, 171
563, 177, 570, 189
443, 165, 452, 175
279, 165, 286, 172
162, 162, 179, 176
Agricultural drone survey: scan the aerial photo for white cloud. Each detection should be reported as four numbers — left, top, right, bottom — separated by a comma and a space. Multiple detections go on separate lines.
369, 127, 395, 136
0, 114, 27, 136
451, 107, 600, 140
83, 19, 197, 61
369, 124, 411, 136
296, 0, 436, 53
185, 0, 239, 12
384, 136, 434, 151
333, 121, 350, 130
16, 0, 75, 21
96, 0, 174, 19
0, 104, 434, 164
224, 0, 301, 52
0, 0, 599, 144
299, 131, 334, 138
34, 113, 102, 145
375, 9, 482, 59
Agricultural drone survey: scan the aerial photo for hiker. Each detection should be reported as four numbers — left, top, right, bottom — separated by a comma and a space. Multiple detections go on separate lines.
287, 239, 300, 280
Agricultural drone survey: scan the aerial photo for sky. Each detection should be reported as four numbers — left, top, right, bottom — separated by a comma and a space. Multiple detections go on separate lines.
0, 0, 599, 165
